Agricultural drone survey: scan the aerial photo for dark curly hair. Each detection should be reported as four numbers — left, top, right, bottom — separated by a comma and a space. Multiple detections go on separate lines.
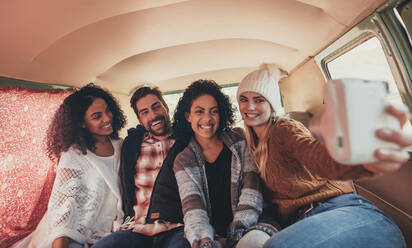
172, 80, 235, 142
46, 83, 126, 161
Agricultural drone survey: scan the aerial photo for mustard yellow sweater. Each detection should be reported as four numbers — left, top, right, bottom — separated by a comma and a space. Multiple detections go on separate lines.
262, 118, 373, 223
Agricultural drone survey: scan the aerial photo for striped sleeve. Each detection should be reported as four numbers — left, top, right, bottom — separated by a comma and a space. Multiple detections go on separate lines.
232, 140, 262, 229
173, 152, 214, 247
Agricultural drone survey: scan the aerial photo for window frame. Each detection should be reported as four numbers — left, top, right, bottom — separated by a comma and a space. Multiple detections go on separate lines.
314, 3, 412, 110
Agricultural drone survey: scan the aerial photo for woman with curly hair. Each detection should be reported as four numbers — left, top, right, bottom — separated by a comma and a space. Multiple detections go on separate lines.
172, 80, 276, 248
13, 84, 126, 248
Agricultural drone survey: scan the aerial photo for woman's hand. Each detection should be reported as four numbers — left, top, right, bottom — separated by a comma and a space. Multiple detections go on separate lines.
363, 105, 412, 174
52, 237, 70, 248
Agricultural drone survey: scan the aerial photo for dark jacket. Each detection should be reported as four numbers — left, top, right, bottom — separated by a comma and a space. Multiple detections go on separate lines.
119, 124, 188, 223
119, 125, 146, 219
146, 138, 188, 223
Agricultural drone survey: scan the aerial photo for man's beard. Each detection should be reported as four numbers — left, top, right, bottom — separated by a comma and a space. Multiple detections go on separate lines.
148, 115, 171, 137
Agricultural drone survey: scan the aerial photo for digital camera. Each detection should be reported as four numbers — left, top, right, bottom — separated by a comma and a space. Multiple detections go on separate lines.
309, 78, 400, 165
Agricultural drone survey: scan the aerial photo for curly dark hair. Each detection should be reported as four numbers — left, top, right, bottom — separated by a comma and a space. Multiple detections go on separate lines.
46, 83, 126, 161
172, 80, 235, 142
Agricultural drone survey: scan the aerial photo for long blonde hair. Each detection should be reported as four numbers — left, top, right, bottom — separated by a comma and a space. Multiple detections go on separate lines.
239, 63, 286, 182
244, 116, 276, 183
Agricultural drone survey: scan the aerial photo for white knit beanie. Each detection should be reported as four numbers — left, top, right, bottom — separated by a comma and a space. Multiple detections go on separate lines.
237, 64, 286, 113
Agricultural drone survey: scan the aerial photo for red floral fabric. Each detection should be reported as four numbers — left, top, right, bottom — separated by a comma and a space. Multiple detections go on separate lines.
0, 86, 73, 248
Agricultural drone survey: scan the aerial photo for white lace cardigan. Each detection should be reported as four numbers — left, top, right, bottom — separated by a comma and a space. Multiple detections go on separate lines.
12, 139, 124, 248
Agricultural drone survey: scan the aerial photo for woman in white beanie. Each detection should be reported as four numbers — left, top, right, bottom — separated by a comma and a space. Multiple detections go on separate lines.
236, 64, 410, 247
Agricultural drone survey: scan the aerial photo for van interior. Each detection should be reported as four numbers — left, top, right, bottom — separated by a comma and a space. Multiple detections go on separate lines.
1, 0, 411, 247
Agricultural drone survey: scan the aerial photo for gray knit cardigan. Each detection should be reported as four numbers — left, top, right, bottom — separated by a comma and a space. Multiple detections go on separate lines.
173, 129, 263, 247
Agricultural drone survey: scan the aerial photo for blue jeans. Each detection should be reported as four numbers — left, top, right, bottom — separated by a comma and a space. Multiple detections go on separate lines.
263, 194, 406, 248
92, 226, 190, 248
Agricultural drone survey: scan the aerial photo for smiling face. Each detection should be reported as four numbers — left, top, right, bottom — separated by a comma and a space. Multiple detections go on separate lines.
186, 94, 220, 142
238, 91, 272, 129
136, 93, 171, 139
83, 98, 113, 139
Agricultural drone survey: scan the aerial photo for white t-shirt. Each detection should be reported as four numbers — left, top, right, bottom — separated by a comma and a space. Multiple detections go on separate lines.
93, 154, 117, 236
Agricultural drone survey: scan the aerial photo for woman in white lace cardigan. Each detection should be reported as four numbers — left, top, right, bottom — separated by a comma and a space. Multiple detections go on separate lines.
12, 84, 126, 248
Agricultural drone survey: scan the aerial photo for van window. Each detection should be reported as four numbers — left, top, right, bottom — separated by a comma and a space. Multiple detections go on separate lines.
396, 0, 412, 44
163, 91, 183, 120
326, 37, 411, 131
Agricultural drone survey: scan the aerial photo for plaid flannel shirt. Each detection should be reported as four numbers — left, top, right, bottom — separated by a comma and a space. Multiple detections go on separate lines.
130, 132, 182, 235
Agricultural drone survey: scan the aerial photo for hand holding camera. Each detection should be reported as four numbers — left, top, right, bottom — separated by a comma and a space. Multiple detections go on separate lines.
363, 104, 412, 173
309, 79, 411, 172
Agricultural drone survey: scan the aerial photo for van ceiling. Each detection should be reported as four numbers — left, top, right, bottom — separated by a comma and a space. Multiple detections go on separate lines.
0, 0, 386, 95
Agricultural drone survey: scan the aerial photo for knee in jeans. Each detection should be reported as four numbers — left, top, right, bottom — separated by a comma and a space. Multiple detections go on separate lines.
236, 230, 271, 248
